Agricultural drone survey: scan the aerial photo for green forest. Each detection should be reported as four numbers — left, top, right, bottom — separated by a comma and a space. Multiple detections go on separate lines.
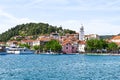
0, 23, 76, 42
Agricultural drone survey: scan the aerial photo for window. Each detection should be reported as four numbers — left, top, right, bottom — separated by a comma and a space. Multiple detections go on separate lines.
72, 47, 74, 49
66, 47, 68, 49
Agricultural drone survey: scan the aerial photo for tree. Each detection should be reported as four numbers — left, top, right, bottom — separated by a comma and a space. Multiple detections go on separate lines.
45, 39, 62, 52
107, 42, 118, 52
86, 39, 108, 53
19, 43, 30, 49
33, 45, 40, 50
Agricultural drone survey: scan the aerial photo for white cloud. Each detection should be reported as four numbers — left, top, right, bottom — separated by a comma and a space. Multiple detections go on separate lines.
0, 10, 17, 20
2, 0, 120, 11
84, 19, 120, 35
0, 0, 120, 35
48, 20, 85, 33
48, 18, 120, 35
25, 0, 44, 7
23, 0, 120, 11
0, 9, 37, 34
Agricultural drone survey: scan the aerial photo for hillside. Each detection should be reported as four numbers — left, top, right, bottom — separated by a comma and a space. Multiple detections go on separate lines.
99, 35, 114, 39
0, 23, 76, 42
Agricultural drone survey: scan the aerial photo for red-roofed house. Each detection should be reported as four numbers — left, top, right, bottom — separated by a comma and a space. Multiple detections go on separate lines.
6, 41, 18, 46
109, 36, 120, 46
21, 40, 34, 46
110, 36, 120, 42
33, 36, 51, 46
0, 42, 6, 46
62, 39, 78, 54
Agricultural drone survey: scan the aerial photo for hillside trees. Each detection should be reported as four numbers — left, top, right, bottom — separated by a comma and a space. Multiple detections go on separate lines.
0, 23, 76, 42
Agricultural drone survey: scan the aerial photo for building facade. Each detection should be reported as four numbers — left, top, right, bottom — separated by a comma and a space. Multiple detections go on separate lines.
85, 34, 100, 40
78, 41, 86, 53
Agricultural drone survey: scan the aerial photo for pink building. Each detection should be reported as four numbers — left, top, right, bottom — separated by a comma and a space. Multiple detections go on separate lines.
62, 41, 78, 54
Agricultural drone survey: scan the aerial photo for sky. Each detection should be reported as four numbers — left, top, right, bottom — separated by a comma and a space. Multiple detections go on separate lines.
0, 0, 120, 35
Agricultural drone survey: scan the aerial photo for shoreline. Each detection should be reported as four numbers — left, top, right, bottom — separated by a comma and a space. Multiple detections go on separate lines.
1, 52, 120, 56
85, 53, 120, 56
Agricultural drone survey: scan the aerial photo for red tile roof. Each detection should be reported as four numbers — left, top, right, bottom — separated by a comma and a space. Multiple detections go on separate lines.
111, 36, 120, 40
78, 41, 86, 44
39, 37, 51, 41
0, 42, 5, 44
21, 40, 34, 43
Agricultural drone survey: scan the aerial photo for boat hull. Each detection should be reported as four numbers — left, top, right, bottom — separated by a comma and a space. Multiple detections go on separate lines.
7, 50, 34, 54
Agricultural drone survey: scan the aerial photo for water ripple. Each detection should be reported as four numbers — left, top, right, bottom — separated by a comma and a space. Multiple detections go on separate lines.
0, 54, 120, 80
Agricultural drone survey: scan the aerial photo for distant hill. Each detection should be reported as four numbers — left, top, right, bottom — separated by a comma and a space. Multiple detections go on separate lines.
0, 23, 76, 42
99, 35, 114, 39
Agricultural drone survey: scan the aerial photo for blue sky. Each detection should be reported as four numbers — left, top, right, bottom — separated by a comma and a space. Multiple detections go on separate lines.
0, 0, 120, 35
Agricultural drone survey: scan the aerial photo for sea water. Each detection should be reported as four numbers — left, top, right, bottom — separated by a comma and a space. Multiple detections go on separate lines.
0, 53, 120, 80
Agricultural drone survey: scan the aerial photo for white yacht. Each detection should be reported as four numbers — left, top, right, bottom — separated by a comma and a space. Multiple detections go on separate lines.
6, 46, 34, 54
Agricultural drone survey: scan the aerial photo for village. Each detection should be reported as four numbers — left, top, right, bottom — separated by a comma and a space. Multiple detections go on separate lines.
0, 25, 120, 54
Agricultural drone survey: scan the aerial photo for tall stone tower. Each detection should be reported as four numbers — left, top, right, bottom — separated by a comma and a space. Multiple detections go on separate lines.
79, 24, 84, 41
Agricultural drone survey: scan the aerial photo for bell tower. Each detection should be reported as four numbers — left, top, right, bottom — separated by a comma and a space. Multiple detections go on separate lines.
79, 24, 84, 41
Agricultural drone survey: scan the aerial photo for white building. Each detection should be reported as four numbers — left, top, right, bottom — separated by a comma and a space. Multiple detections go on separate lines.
6, 41, 18, 46
78, 41, 86, 53
33, 36, 51, 46
33, 40, 40, 46
85, 34, 99, 40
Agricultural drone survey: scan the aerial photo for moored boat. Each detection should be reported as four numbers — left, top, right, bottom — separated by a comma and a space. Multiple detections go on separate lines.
6, 46, 34, 54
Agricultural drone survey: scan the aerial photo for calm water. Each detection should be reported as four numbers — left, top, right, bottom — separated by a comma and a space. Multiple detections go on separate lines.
0, 53, 120, 80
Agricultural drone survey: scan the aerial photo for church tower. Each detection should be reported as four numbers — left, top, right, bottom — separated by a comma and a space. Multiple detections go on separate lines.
79, 24, 84, 41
